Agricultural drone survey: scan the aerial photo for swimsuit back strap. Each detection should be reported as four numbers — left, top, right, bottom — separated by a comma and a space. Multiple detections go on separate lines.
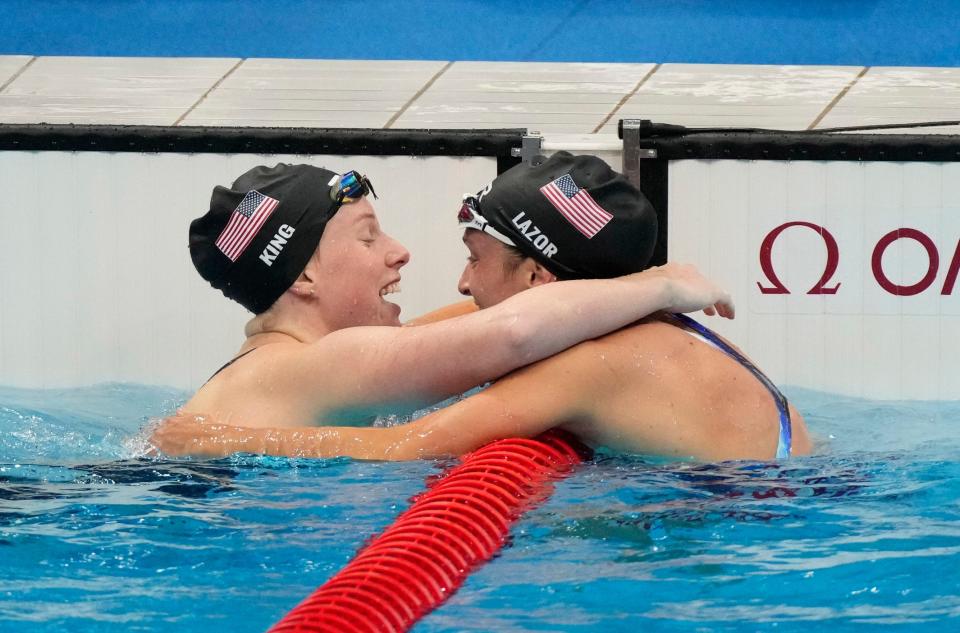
671, 313, 792, 459
205, 347, 260, 385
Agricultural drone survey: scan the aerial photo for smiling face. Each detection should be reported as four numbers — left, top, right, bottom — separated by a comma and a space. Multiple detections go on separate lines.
457, 229, 541, 309
306, 198, 410, 329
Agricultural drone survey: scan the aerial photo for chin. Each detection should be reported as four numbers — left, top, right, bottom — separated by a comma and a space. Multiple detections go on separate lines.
472, 297, 493, 310
378, 308, 400, 325
381, 303, 402, 326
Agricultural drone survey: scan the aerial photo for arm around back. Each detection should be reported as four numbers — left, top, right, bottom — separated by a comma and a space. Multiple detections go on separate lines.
299, 263, 733, 416
153, 341, 600, 460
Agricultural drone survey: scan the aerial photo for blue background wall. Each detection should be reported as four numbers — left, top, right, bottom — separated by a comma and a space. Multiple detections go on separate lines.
2, 0, 959, 66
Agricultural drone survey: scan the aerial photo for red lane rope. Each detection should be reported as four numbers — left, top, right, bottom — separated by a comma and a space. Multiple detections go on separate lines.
269, 431, 589, 633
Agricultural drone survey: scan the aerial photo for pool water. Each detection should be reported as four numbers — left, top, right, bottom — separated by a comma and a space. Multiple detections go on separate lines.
1, 384, 959, 632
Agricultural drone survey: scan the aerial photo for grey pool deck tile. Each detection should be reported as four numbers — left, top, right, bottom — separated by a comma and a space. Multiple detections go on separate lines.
815, 66, 960, 134
182, 58, 447, 128
393, 61, 655, 133
0, 56, 239, 125
184, 111, 404, 128
0, 100, 198, 125
602, 63, 865, 132
0, 56, 33, 91
0, 57, 958, 134
0, 57, 238, 125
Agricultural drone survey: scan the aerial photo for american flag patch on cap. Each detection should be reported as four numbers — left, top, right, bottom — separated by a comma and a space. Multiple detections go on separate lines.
539, 174, 612, 239
215, 190, 279, 261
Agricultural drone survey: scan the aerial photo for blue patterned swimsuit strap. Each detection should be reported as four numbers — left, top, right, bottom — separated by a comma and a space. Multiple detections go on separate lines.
670, 313, 792, 459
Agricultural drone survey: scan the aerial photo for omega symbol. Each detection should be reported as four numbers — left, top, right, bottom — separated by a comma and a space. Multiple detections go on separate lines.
757, 221, 841, 295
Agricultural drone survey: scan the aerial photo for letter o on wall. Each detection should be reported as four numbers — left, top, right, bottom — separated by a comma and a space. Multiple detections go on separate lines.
871, 228, 939, 296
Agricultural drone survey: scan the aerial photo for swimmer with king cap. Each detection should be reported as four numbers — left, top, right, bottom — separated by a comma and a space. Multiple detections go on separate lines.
155, 154, 809, 461
168, 161, 733, 434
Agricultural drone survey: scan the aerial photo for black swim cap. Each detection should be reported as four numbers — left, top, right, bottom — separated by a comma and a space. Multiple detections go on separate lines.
468, 152, 658, 279
189, 163, 340, 314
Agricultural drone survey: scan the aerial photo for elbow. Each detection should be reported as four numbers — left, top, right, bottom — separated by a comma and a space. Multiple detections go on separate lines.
380, 442, 447, 462
375, 429, 443, 462
498, 308, 541, 364
381, 424, 462, 462
380, 442, 423, 461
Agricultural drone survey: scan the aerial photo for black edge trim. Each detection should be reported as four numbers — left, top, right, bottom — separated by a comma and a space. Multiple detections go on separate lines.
619, 126, 960, 162
0, 124, 527, 157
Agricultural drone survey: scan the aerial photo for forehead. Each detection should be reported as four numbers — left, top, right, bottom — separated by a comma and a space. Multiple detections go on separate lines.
462, 229, 510, 255
337, 197, 378, 223
320, 198, 379, 242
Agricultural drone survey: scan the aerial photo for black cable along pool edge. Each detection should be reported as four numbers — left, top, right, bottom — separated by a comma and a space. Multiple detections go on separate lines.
617, 121, 960, 162
0, 124, 526, 165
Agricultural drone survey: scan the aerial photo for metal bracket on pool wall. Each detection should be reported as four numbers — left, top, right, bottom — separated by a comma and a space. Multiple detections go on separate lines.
620, 119, 662, 190
620, 119, 669, 267
510, 133, 544, 164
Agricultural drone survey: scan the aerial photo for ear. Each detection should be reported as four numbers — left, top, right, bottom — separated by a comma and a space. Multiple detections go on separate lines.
525, 260, 557, 288
288, 280, 315, 298
289, 265, 317, 298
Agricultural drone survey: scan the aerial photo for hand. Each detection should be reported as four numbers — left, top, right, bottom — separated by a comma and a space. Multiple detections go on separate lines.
640, 263, 735, 318
149, 413, 251, 458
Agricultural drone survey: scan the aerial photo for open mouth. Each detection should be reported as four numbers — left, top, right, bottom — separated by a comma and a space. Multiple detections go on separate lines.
379, 282, 401, 298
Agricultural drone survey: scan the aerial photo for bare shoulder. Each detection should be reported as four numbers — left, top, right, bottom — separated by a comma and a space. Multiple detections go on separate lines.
565, 318, 689, 361
181, 342, 319, 427
182, 330, 402, 428
496, 323, 660, 389
499, 317, 719, 382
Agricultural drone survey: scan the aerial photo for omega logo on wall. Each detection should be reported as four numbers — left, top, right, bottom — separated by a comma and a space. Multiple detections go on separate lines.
757, 221, 960, 297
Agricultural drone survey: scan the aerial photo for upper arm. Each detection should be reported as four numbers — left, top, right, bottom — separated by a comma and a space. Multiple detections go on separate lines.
285, 312, 526, 418
382, 346, 596, 458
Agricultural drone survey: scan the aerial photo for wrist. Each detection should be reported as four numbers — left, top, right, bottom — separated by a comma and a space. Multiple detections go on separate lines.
263, 429, 284, 456
647, 274, 672, 311
241, 427, 271, 455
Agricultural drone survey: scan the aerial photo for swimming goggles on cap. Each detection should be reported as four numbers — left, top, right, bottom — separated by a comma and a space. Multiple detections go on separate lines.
330, 170, 378, 204
457, 195, 517, 247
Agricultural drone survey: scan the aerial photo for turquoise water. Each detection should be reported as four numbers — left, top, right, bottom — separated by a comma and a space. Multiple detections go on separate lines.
1, 384, 959, 632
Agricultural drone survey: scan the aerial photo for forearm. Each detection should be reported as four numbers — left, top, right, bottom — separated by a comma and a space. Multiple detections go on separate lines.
201, 423, 435, 461
492, 274, 668, 364
181, 411, 523, 461
280, 426, 420, 461
258, 416, 528, 462
488, 263, 732, 366
153, 389, 559, 462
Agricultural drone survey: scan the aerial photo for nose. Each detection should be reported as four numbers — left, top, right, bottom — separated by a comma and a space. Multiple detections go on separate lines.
386, 236, 411, 269
457, 266, 472, 296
